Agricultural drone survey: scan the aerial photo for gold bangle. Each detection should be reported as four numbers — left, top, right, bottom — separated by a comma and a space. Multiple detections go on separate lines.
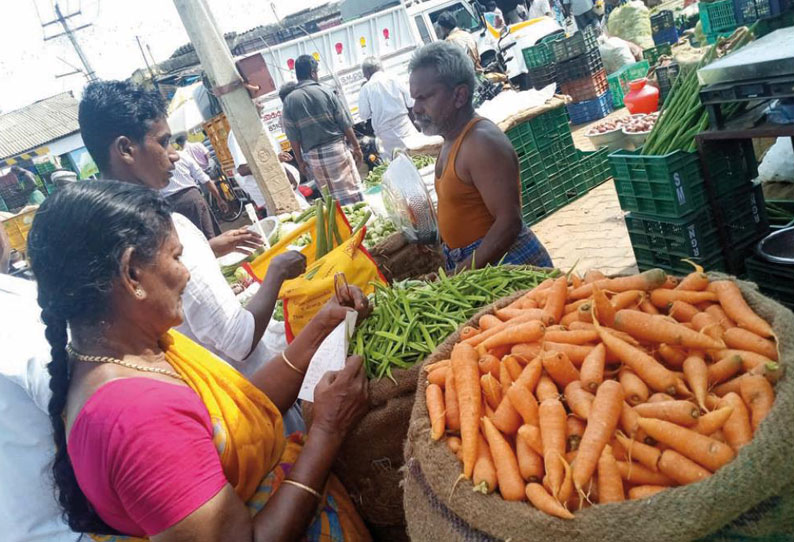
281, 351, 305, 376
282, 479, 322, 500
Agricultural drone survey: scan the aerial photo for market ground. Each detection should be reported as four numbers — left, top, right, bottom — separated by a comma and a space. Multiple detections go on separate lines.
223, 108, 638, 275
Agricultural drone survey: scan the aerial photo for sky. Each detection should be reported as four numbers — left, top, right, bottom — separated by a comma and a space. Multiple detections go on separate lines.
0, 0, 320, 113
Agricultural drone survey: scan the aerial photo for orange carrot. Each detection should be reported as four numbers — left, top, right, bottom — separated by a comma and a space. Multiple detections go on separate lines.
709, 281, 773, 338
573, 380, 624, 491
707, 354, 743, 385
611, 290, 646, 311
658, 449, 711, 485
598, 445, 625, 503
740, 375, 775, 432
629, 485, 668, 499
620, 401, 641, 438
503, 354, 524, 382
612, 309, 725, 350
657, 343, 688, 369
445, 368, 461, 432
494, 307, 551, 323
650, 289, 718, 308
564, 381, 594, 420
616, 461, 675, 486
542, 342, 595, 367
543, 276, 568, 324
592, 283, 616, 326
478, 314, 502, 331
577, 302, 594, 323
516, 432, 544, 482
568, 321, 596, 331
536, 375, 560, 402
676, 264, 709, 291
481, 417, 525, 501
569, 269, 668, 300
693, 406, 733, 435
425, 359, 450, 373
614, 432, 661, 472
514, 356, 543, 390
720, 392, 752, 450
668, 300, 700, 322
564, 298, 591, 315
518, 423, 544, 456
683, 355, 708, 412
580, 343, 606, 393
479, 354, 500, 379
636, 417, 734, 471
463, 311, 543, 347
640, 298, 661, 314
647, 392, 676, 403
525, 482, 574, 519
479, 320, 546, 352
452, 343, 482, 479
544, 329, 600, 344
723, 327, 778, 361
428, 366, 448, 387
481, 373, 502, 410
507, 383, 540, 426
566, 416, 586, 452
703, 304, 734, 331
713, 349, 776, 372
426, 384, 446, 440
499, 361, 514, 392
492, 394, 522, 435
460, 326, 479, 340
539, 398, 567, 499
619, 368, 649, 406
472, 433, 498, 494
560, 310, 581, 327
542, 351, 581, 388
595, 318, 677, 394
585, 269, 607, 283
446, 435, 462, 457
634, 400, 700, 427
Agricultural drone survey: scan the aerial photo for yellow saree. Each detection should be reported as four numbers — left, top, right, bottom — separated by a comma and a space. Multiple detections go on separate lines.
90, 330, 370, 542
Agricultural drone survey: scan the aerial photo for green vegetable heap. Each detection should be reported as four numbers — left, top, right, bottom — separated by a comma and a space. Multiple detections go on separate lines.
364, 154, 436, 188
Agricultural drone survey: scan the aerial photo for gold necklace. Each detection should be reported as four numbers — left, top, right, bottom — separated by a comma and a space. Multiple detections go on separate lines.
66, 344, 185, 382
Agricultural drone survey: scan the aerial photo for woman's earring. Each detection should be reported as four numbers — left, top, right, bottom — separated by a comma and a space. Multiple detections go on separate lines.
135, 288, 145, 298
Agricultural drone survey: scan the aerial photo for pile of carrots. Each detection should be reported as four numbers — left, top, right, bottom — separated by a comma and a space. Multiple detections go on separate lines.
423, 267, 782, 519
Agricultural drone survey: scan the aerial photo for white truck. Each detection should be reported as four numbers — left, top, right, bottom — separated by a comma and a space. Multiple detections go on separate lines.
237, 0, 561, 150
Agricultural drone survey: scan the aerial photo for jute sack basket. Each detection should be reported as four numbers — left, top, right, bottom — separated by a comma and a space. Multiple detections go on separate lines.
404, 277, 794, 542
301, 291, 527, 529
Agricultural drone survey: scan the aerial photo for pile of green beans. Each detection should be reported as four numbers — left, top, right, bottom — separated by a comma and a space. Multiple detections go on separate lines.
353, 266, 558, 380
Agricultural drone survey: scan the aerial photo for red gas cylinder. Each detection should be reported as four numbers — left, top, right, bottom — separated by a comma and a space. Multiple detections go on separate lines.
623, 78, 659, 114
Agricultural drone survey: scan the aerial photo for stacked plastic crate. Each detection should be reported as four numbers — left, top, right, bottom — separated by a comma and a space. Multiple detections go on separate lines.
553, 27, 613, 125
607, 141, 769, 276
521, 33, 564, 92
506, 104, 611, 226
651, 10, 679, 45
699, 0, 738, 44
607, 60, 650, 110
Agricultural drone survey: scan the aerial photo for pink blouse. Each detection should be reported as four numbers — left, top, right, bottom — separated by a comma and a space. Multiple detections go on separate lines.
67, 378, 228, 537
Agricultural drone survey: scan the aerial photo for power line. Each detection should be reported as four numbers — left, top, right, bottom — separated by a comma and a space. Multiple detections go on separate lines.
41, 1, 97, 81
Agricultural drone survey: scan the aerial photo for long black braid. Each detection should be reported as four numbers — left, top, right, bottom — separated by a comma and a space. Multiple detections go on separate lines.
27, 181, 172, 534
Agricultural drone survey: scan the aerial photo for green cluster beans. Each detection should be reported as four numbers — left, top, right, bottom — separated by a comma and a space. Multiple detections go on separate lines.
353, 265, 559, 380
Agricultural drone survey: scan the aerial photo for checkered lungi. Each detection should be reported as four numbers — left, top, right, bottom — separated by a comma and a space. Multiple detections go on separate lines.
303, 139, 363, 206
442, 227, 553, 272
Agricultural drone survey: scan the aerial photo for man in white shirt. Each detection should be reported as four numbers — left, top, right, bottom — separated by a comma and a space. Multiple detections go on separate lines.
78, 80, 307, 393
528, 0, 553, 19
175, 132, 211, 171
564, 0, 598, 30
161, 150, 225, 239
0, 273, 80, 542
358, 57, 419, 158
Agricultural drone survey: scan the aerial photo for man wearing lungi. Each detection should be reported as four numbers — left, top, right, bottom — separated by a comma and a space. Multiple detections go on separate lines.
282, 55, 364, 205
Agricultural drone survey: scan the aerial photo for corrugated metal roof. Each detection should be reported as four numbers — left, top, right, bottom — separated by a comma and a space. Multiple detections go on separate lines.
0, 92, 80, 160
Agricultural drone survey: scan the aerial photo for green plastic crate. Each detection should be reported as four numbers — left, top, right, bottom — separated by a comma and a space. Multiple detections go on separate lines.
642, 43, 672, 66
608, 148, 706, 218
607, 60, 650, 108
507, 106, 574, 155
522, 42, 555, 69
700, 139, 758, 198
578, 148, 612, 189
624, 209, 724, 275
745, 255, 794, 310
716, 183, 770, 247
700, 0, 738, 34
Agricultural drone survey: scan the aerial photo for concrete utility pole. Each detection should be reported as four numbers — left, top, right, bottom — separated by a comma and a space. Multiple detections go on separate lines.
43, 3, 97, 82
172, 0, 299, 214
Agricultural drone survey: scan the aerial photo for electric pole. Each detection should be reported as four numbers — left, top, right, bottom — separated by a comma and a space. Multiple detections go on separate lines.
172, 0, 299, 214
43, 3, 97, 82
136, 35, 158, 89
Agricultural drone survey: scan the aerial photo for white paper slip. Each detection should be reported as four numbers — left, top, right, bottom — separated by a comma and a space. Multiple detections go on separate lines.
298, 310, 358, 402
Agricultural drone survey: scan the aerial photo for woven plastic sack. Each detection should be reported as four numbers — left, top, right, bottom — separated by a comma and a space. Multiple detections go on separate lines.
404, 277, 794, 542
607, 0, 654, 49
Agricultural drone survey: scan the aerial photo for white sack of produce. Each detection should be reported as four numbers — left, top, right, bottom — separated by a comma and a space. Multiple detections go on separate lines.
476, 86, 556, 126
607, 0, 654, 50
758, 137, 794, 183
599, 36, 637, 75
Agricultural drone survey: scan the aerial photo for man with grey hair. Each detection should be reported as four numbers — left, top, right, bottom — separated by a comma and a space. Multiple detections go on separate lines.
358, 56, 419, 157
409, 41, 552, 272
